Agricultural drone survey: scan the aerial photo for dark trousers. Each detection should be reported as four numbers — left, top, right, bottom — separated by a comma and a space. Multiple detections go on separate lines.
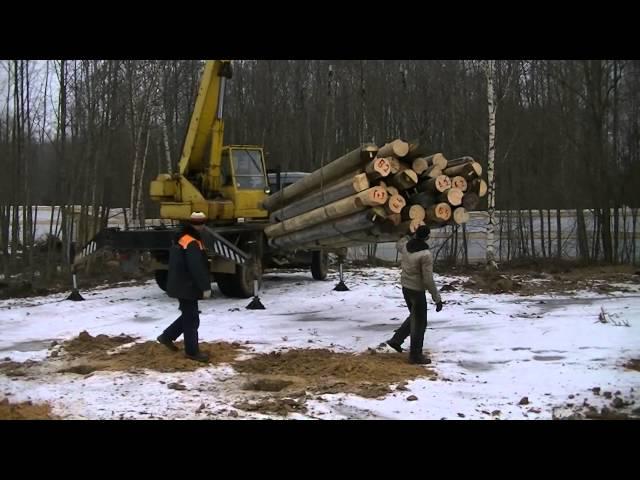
391, 287, 428, 357
162, 299, 200, 356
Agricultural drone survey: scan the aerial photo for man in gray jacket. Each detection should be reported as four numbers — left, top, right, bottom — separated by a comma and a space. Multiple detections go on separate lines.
387, 224, 443, 364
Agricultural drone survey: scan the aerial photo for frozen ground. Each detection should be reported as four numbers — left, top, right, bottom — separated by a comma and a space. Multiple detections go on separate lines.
1, 267, 639, 420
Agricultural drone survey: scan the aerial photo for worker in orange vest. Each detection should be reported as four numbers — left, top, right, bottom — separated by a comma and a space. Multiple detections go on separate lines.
157, 211, 211, 362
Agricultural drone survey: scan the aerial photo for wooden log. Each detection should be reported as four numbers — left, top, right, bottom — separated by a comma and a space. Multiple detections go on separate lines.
443, 160, 482, 179
269, 173, 369, 223
401, 204, 426, 222
268, 207, 387, 250
462, 192, 480, 211
425, 203, 452, 223
377, 139, 409, 158
452, 207, 470, 224
408, 191, 437, 209
416, 174, 452, 194
385, 185, 400, 197
264, 186, 388, 238
387, 157, 410, 174
419, 165, 443, 179
389, 169, 418, 190
412, 154, 448, 174
262, 143, 378, 211
386, 213, 402, 226
469, 178, 488, 197
445, 156, 475, 168
385, 194, 406, 215
365, 156, 392, 180
438, 188, 463, 207
450, 176, 468, 191
410, 218, 426, 233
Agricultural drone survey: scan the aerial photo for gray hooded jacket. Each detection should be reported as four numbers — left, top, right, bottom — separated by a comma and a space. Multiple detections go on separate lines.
396, 236, 442, 303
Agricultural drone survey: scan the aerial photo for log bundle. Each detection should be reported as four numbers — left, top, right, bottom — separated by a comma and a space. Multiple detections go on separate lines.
262, 139, 487, 250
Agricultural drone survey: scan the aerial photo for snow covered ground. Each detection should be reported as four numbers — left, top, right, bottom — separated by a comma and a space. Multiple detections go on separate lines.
1, 267, 639, 420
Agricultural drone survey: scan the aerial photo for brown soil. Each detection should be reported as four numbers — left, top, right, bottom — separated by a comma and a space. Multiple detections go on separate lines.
232, 348, 434, 400
0, 331, 247, 376
624, 359, 640, 372
233, 397, 308, 416
0, 398, 58, 420
459, 265, 639, 296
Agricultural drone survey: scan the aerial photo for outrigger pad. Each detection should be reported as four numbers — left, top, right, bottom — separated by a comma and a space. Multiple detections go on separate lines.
333, 281, 350, 292
246, 296, 266, 310
66, 289, 85, 301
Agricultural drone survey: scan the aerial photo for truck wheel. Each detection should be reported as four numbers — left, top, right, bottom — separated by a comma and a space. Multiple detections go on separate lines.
154, 270, 168, 291
311, 250, 328, 280
215, 258, 262, 298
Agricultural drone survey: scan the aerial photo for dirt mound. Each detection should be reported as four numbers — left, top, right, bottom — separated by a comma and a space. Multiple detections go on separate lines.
233, 397, 307, 416
232, 348, 434, 399
0, 398, 58, 420
56, 337, 246, 374
461, 265, 639, 296
463, 272, 521, 294
1, 333, 247, 376
624, 359, 640, 372
61, 331, 138, 356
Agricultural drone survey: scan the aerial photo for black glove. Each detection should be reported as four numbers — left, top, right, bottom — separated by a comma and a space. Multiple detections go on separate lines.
436, 301, 443, 312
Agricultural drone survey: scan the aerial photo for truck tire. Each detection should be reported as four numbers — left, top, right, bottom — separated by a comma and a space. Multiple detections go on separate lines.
215, 259, 260, 298
154, 270, 168, 291
311, 250, 328, 280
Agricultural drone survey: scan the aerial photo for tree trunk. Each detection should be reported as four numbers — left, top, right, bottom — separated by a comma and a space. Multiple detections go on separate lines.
485, 60, 498, 268
262, 144, 378, 211
270, 173, 369, 223
264, 186, 388, 238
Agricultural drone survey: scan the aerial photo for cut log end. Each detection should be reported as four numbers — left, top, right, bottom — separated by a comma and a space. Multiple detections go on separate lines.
440, 188, 464, 207
378, 139, 410, 158
451, 176, 468, 191
426, 203, 452, 222
386, 194, 406, 214
453, 207, 470, 224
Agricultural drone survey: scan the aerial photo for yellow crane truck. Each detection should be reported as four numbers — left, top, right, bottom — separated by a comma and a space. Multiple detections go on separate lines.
76, 60, 328, 298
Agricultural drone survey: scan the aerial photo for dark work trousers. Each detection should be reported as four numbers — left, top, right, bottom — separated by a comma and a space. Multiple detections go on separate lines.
162, 299, 200, 356
390, 287, 428, 357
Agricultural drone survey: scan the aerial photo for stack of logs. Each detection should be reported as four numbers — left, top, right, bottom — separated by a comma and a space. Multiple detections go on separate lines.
261, 139, 487, 251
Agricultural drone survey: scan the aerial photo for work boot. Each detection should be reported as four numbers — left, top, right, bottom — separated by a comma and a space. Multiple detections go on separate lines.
408, 353, 431, 365
157, 334, 179, 352
185, 352, 210, 363
386, 339, 404, 353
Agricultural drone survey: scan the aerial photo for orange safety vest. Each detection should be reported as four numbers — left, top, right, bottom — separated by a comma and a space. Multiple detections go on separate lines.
178, 234, 204, 251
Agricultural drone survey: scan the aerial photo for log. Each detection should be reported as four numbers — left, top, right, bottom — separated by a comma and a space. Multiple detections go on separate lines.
386, 213, 402, 226
412, 154, 448, 174
445, 156, 475, 168
438, 188, 463, 207
408, 191, 437, 209
262, 143, 378, 211
443, 160, 482, 179
387, 157, 409, 174
410, 218, 426, 233
377, 139, 409, 158
385, 185, 400, 197
264, 186, 388, 238
389, 169, 418, 190
365, 156, 392, 181
416, 175, 452, 194
450, 176, 468, 191
268, 207, 386, 250
462, 192, 480, 211
385, 194, 406, 215
420, 165, 443, 179
452, 207, 470, 224
401, 204, 426, 222
269, 173, 369, 223
469, 178, 488, 197
425, 203, 452, 223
